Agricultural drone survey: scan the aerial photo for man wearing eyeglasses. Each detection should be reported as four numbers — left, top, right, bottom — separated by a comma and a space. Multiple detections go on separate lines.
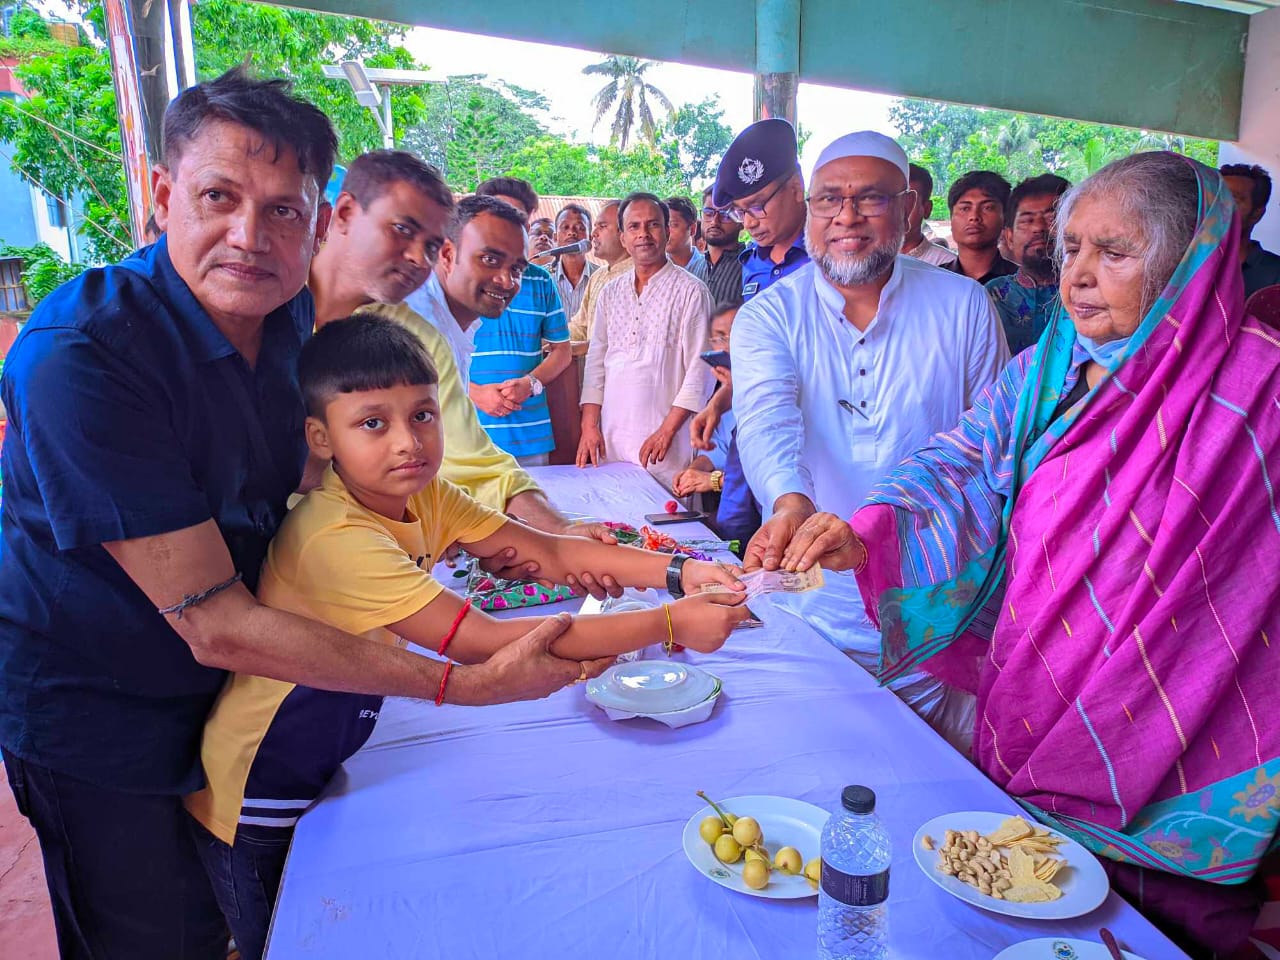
711, 118, 810, 302
730, 131, 1009, 749
690, 184, 746, 308
690, 120, 810, 464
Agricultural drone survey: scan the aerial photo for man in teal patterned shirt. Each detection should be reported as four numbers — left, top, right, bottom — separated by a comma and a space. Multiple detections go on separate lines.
986, 174, 1069, 356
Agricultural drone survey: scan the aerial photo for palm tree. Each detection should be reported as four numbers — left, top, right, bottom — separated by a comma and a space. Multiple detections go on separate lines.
1061, 137, 1127, 182
583, 55, 673, 151
994, 116, 1043, 179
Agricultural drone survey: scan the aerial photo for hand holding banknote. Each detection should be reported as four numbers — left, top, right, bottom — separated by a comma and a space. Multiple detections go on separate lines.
701, 565, 826, 599
778, 513, 867, 574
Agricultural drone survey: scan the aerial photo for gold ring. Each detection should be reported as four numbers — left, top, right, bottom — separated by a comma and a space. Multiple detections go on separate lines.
573, 661, 589, 684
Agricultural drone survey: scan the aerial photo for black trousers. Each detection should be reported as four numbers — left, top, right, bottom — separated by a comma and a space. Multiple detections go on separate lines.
3, 748, 228, 960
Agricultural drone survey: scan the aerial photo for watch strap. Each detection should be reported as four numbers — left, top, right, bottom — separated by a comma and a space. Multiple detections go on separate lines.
665, 554, 691, 598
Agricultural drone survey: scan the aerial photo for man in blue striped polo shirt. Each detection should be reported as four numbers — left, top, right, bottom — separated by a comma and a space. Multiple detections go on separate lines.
471, 177, 572, 466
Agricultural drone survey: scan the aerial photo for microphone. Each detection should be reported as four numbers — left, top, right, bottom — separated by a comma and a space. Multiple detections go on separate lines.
537, 238, 590, 259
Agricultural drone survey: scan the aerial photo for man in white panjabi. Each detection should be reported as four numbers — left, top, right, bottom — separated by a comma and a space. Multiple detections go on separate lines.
733, 132, 1010, 752
577, 193, 714, 493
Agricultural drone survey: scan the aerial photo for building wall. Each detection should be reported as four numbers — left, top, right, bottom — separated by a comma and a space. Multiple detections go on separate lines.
1218, 6, 1280, 252
28, 183, 74, 262
0, 161, 38, 251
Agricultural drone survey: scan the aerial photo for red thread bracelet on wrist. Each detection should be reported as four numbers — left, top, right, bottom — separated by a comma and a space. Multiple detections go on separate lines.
438, 599, 473, 657
434, 661, 454, 707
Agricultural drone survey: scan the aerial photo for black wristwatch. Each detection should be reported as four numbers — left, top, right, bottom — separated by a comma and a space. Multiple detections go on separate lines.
665, 554, 691, 598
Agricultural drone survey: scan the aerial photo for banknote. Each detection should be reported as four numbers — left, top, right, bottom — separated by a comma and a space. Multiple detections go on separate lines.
701, 565, 825, 600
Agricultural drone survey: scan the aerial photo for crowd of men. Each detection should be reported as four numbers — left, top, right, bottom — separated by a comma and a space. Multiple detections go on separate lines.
425, 120, 1278, 565
1, 65, 1279, 959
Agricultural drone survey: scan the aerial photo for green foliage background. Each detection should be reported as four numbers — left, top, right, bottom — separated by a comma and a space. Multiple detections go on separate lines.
891, 100, 1218, 210
0, 0, 1220, 304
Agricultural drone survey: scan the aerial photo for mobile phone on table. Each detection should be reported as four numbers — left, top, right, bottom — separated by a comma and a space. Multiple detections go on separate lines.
643, 510, 707, 525
700, 350, 731, 370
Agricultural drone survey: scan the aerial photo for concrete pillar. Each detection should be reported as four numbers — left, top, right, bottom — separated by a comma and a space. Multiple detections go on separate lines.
1219, 6, 1280, 251
753, 0, 799, 125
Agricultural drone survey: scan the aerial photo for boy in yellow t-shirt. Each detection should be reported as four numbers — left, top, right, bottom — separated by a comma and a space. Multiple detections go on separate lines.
185, 316, 747, 960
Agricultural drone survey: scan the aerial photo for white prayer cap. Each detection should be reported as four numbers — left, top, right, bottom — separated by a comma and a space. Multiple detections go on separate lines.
813, 131, 909, 183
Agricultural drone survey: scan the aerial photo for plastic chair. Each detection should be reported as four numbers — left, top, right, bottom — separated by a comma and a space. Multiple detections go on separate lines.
1246, 284, 1280, 330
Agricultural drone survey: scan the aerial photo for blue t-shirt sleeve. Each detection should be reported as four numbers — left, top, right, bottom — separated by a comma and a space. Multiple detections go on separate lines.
540, 280, 569, 342
4, 327, 212, 550
705, 411, 735, 471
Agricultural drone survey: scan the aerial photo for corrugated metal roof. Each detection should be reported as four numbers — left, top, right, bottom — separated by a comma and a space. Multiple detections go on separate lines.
531, 196, 616, 224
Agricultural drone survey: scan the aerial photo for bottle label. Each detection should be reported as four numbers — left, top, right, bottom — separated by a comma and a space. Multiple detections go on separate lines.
820, 862, 889, 906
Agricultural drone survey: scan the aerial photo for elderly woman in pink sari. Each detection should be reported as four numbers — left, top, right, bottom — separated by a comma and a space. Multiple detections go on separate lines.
782, 152, 1280, 957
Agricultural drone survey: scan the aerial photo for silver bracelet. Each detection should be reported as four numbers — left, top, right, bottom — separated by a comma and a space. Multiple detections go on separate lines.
157, 572, 244, 620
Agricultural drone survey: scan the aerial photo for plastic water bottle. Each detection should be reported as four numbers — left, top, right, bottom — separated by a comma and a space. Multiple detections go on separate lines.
817, 785, 891, 959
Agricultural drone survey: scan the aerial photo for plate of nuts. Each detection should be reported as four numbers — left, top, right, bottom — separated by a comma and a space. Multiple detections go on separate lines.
912, 811, 1109, 920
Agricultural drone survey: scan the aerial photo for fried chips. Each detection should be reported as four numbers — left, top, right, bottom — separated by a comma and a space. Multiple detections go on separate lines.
924, 816, 1069, 903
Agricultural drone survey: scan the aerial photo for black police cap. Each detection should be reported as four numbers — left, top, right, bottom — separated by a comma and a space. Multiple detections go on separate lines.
712, 118, 800, 208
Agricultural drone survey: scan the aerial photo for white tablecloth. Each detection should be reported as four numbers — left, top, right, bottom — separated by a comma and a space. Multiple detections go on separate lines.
266, 463, 1187, 959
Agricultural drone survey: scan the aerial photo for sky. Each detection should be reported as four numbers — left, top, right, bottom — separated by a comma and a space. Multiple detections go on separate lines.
403, 26, 900, 180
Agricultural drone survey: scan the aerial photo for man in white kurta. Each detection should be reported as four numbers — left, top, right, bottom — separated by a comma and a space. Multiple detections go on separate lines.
578, 194, 714, 492
733, 132, 1009, 749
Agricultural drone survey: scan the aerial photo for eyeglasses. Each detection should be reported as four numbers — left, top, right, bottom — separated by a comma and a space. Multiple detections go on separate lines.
727, 178, 788, 223
708, 333, 730, 346
806, 189, 910, 219
701, 205, 731, 220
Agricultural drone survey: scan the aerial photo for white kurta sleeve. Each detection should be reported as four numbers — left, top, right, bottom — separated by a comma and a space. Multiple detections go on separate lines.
670, 281, 715, 413
580, 290, 610, 407
731, 293, 814, 513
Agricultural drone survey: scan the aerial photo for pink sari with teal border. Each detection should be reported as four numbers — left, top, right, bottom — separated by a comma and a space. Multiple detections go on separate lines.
850, 159, 1280, 909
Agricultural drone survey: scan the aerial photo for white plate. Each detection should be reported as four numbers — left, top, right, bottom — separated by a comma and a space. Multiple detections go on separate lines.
994, 938, 1144, 960
595, 683, 721, 728
586, 660, 719, 714
682, 795, 828, 900
913, 811, 1109, 920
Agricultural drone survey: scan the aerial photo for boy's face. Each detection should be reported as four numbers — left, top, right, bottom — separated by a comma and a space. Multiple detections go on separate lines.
709, 308, 736, 388
306, 382, 444, 511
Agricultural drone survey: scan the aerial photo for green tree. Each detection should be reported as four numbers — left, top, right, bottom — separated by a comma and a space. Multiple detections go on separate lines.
583, 55, 672, 151
504, 137, 683, 197
658, 98, 733, 188
401, 75, 549, 188
0, 38, 133, 261
0, 242, 89, 304
191, 0, 431, 162
890, 98, 1219, 209
441, 94, 511, 191
0, 0, 436, 268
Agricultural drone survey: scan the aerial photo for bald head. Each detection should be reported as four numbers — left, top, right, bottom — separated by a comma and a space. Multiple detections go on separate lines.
591, 199, 625, 263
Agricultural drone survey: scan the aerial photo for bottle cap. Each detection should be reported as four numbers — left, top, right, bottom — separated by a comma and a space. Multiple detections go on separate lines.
841, 785, 876, 814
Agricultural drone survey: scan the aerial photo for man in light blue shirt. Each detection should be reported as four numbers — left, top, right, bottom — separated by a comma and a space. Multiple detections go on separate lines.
733, 131, 1008, 749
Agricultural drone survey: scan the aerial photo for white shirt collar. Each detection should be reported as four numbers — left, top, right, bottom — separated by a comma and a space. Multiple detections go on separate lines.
810, 256, 905, 334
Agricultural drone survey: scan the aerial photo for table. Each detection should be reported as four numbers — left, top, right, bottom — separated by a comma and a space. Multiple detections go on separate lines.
267, 463, 1188, 959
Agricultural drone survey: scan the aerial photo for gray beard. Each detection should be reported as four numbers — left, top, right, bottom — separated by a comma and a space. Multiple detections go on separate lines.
809, 231, 902, 287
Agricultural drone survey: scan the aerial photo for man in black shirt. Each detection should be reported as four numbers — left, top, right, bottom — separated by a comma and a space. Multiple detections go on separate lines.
944, 170, 1018, 285
691, 184, 745, 307
1221, 163, 1280, 297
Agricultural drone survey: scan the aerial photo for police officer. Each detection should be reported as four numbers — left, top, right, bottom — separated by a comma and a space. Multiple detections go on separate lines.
711, 118, 810, 301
